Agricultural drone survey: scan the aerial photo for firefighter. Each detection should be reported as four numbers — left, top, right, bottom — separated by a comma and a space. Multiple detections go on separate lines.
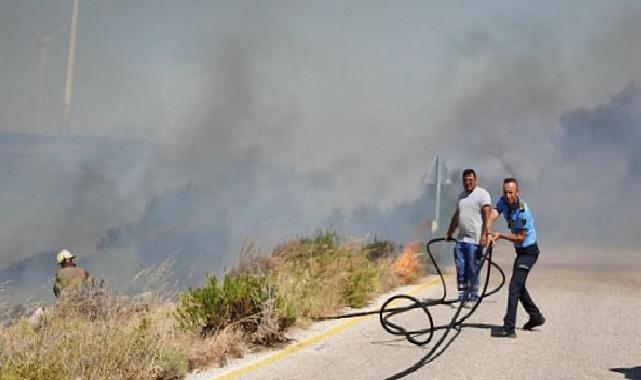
53, 249, 93, 298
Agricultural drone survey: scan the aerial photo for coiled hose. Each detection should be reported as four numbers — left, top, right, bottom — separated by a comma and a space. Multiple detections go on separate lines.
321, 238, 505, 348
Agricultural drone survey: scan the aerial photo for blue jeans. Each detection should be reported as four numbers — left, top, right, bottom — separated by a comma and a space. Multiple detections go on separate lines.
454, 241, 482, 302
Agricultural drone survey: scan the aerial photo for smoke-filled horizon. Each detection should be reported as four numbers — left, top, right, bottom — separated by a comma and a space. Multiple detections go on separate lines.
1, 0, 640, 282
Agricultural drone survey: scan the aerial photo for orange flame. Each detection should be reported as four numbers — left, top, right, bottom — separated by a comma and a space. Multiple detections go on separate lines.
394, 242, 423, 284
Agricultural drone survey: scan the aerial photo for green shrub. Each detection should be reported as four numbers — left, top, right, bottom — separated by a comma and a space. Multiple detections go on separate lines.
273, 296, 297, 330
345, 262, 379, 308
0, 358, 65, 380
154, 346, 188, 380
271, 234, 397, 317
300, 230, 339, 248
176, 273, 293, 336
365, 238, 395, 261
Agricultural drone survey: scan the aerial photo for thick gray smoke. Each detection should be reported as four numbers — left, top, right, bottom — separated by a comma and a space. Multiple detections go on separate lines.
0, 1, 640, 304
546, 85, 641, 243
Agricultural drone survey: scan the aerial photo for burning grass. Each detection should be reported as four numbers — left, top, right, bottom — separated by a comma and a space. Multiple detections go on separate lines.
394, 242, 424, 284
0, 232, 414, 378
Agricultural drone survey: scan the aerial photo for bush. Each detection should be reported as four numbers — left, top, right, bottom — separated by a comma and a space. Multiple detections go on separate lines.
270, 233, 399, 318
0, 358, 64, 380
176, 273, 293, 336
345, 262, 379, 308
154, 346, 188, 380
365, 238, 395, 261
300, 230, 339, 248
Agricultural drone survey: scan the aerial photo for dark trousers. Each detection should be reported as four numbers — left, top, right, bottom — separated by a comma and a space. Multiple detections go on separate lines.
503, 245, 542, 329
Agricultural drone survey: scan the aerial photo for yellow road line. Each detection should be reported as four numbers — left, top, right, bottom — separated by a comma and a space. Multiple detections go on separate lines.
212, 276, 442, 380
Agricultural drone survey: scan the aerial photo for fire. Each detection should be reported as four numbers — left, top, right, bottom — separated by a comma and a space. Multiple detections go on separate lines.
394, 242, 423, 284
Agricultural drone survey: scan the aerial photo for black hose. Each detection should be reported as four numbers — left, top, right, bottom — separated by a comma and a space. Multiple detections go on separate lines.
318, 238, 505, 348
379, 238, 505, 347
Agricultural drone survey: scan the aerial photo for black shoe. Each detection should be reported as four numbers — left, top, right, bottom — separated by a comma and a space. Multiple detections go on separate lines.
497, 327, 517, 338
523, 315, 546, 330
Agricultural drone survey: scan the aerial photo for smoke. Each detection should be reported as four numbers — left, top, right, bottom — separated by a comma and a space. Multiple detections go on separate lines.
545, 85, 641, 243
0, 1, 640, 302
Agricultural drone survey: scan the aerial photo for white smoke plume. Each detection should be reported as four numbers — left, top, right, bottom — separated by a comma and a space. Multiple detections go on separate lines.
0, 1, 639, 302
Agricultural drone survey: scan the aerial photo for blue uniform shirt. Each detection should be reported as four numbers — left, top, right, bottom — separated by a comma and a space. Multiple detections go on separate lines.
496, 197, 537, 248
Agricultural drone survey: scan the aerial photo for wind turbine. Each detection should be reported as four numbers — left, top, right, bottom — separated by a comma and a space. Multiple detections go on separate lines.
62, 0, 80, 134
33, 27, 64, 133
424, 152, 450, 234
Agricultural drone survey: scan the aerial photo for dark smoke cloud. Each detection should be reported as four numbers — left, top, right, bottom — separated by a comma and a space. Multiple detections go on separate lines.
543, 85, 641, 244
561, 85, 641, 177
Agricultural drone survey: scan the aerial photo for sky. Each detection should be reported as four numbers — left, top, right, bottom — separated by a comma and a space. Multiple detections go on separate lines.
0, 0, 640, 279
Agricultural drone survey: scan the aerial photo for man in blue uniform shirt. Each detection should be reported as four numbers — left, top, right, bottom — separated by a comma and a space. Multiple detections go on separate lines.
488, 178, 545, 338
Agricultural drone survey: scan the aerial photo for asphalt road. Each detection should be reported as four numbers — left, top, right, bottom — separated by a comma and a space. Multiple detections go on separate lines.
194, 244, 641, 380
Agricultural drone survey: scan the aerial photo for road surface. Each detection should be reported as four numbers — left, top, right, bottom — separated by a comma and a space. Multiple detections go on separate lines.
191, 244, 641, 380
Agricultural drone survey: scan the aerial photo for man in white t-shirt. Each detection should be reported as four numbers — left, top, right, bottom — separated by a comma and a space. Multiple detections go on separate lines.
445, 169, 492, 304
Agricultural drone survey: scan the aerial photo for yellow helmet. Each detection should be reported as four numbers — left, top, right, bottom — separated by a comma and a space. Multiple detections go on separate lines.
56, 249, 75, 264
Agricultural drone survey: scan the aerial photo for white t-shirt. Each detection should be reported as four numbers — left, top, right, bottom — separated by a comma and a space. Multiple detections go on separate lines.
456, 186, 491, 244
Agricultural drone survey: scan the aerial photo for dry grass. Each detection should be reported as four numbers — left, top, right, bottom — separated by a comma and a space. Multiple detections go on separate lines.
267, 237, 400, 321
0, 233, 406, 378
169, 325, 245, 370
0, 293, 251, 379
1, 293, 181, 379
0, 280, 9, 323
377, 257, 403, 292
